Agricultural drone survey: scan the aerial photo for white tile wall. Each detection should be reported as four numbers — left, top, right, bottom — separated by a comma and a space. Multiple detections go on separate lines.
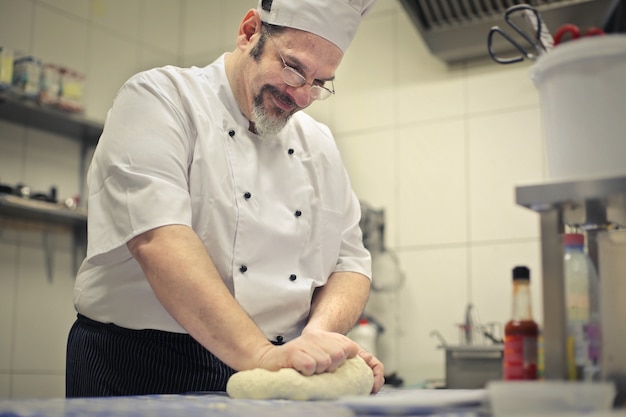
395, 120, 467, 248
0, 121, 26, 183
13, 234, 76, 372
86, 28, 139, 119
23, 131, 82, 202
333, 12, 395, 135
0, 0, 549, 398
180, 0, 250, 67
139, 0, 181, 54
32, 6, 89, 73
397, 246, 469, 385
11, 374, 66, 399
38, 0, 90, 20
466, 58, 539, 114
395, 11, 466, 124
468, 108, 544, 242
0, 375, 9, 399
0, 239, 19, 374
91, 0, 141, 40
0, 0, 33, 55
336, 128, 397, 247
138, 47, 178, 76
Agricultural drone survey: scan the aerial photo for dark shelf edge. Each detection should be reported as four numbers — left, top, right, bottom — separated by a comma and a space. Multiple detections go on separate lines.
0, 194, 87, 227
0, 89, 102, 145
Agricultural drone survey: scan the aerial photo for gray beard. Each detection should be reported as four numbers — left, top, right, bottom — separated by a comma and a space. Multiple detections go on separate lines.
251, 86, 294, 141
252, 104, 288, 141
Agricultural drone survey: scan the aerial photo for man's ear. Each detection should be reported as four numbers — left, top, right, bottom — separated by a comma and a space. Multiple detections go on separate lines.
236, 9, 262, 48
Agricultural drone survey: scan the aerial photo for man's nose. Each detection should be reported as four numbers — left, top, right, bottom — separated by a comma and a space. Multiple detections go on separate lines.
288, 85, 313, 108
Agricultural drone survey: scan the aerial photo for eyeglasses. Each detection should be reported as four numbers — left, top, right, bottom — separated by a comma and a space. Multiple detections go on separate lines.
266, 31, 335, 101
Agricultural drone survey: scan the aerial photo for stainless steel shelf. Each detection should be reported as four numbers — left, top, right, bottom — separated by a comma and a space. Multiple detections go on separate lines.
0, 193, 86, 226
0, 89, 102, 145
0, 193, 87, 281
518, 176, 626, 208
517, 176, 626, 228
0, 89, 96, 282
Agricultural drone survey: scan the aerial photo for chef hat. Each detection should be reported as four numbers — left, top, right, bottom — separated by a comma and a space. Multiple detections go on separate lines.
256, 0, 376, 53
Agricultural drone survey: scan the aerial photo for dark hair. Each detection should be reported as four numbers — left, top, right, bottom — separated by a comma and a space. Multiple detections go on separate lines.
250, 22, 286, 62
261, 0, 273, 12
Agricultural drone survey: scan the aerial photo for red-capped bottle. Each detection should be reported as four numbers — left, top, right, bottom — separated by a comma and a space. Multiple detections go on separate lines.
503, 266, 539, 380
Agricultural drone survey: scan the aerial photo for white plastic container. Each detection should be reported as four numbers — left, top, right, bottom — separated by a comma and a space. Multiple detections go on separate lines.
347, 318, 378, 357
0, 46, 13, 87
12, 56, 42, 98
487, 380, 616, 416
529, 35, 626, 181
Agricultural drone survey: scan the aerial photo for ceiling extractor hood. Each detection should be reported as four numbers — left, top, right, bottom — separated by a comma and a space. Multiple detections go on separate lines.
399, 0, 615, 63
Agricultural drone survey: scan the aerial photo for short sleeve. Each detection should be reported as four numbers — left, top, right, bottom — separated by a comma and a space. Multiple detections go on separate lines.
85, 70, 196, 265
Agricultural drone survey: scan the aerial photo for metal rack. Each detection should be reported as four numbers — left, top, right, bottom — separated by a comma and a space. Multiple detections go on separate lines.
0, 194, 86, 226
0, 89, 102, 280
0, 90, 101, 145
516, 175, 626, 380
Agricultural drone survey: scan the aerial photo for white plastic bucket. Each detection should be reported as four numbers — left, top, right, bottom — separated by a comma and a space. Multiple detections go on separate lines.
530, 35, 626, 182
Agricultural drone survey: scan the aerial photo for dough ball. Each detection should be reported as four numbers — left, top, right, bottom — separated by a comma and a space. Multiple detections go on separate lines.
226, 355, 374, 400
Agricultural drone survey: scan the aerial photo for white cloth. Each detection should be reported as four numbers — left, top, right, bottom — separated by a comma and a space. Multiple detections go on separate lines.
73, 54, 371, 342
257, 0, 377, 53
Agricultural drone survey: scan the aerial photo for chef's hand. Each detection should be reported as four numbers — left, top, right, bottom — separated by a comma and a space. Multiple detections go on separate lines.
358, 349, 385, 394
256, 329, 385, 394
257, 329, 355, 374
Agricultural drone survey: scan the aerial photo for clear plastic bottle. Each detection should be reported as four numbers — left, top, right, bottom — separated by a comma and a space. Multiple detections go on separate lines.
503, 266, 539, 380
347, 318, 378, 356
563, 233, 601, 381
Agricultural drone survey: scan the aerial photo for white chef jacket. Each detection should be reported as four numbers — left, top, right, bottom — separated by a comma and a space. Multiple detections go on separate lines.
73, 54, 371, 343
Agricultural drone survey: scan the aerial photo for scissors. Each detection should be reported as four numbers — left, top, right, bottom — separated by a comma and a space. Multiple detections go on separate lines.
553, 24, 605, 46
488, 5, 552, 65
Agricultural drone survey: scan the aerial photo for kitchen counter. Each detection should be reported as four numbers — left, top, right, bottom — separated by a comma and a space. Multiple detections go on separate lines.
0, 390, 486, 417
2, 393, 350, 417
1, 387, 623, 416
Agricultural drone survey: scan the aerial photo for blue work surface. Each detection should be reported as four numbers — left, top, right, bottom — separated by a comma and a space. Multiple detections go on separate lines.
0, 390, 487, 417
0, 393, 351, 417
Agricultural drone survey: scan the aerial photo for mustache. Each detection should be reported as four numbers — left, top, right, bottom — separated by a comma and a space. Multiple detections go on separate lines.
256, 84, 298, 112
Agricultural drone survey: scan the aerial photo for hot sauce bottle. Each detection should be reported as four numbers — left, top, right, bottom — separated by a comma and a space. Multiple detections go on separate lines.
503, 266, 539, 380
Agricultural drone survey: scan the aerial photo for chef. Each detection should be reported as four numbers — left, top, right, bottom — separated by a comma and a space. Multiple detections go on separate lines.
66, 0, 385, 397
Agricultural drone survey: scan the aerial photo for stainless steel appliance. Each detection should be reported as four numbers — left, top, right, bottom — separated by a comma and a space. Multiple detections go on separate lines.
516, 175, 626, 406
